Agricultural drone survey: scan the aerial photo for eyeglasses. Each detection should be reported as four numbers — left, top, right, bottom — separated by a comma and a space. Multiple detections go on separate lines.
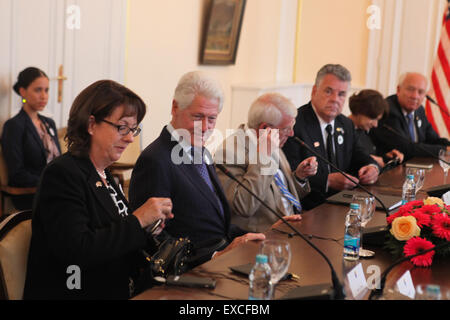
100, 119, 141, 137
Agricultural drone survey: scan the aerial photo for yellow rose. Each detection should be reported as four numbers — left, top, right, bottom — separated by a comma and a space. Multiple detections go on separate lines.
423, 197, 444, 207
390, 216, 420, 241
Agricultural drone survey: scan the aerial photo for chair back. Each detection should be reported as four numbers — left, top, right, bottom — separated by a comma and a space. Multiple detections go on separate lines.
0, 210, 32, 300
0, 145, 9, 187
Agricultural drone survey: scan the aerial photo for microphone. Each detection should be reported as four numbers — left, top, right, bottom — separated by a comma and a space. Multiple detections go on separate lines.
382, 124, 450, 166
215, 163, 345, 300
368, 241, 450, 300
293, 137, 390, 216
426, 95, 450, 117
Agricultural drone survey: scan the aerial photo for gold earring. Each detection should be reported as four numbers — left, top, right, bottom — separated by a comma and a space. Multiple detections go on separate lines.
22, 98, 27, 104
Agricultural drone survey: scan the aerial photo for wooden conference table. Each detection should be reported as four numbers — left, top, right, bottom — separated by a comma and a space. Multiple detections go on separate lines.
134, 158, 449, 300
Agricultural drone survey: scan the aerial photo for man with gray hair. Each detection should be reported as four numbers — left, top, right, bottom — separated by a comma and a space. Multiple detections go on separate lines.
370, 72, 450, 160
283, 64, 379, 210
129, 71, 265, 265
215, 92, 318, 232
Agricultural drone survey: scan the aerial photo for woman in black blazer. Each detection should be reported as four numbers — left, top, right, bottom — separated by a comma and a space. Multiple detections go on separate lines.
1, 67, 61, 210
23, 80, 174, 300
348, 89, 404, 168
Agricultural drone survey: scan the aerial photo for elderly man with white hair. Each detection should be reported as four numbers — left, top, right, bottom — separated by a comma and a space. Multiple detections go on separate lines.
370, 72, 450, 161
129, 71, 266, 265
215, 92, 317, 233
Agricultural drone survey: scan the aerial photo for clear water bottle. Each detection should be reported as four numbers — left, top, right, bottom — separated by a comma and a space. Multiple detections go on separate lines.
248, 254, 272, 300
343, 203, 361, 261
402, 174, 416, 205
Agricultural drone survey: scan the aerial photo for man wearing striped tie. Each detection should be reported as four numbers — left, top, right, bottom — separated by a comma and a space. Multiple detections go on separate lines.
215, 93, 318, 233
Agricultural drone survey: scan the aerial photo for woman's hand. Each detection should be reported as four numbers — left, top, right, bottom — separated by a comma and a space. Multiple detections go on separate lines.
133, 197, 173, 229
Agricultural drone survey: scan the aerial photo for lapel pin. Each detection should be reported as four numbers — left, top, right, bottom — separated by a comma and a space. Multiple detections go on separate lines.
417, 119, 422, 128
336, 127, 344, 134
96, 181, 103, 188
337, 135, 344, 145
314, 141, 320, 148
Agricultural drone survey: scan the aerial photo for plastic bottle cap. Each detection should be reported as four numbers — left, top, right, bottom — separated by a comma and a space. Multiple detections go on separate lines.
426, 284, 441, 295
350, 203, 360, 210
255, 254, 268, 264
407, 174, 415, 180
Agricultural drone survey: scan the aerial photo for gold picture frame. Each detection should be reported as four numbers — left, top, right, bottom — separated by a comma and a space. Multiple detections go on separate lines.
200, 0, 246, 65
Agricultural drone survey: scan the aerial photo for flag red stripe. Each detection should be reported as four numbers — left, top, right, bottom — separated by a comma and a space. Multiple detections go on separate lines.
431, 70, 450, 133
425, 99, 440, 135
438, 42, 450, 86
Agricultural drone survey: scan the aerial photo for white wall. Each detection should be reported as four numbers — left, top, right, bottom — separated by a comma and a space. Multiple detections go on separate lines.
126, 0, 294, 148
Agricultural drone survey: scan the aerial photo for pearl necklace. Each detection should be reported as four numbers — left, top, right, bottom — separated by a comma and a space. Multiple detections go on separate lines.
96, 169, 107, 180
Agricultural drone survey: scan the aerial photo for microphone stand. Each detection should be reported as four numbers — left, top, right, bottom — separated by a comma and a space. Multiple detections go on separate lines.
426, 95, 450, 118
368, 241, 450, 300
215, 163, 346, 300
293, 137, 390, 216
382, 124, 450, 166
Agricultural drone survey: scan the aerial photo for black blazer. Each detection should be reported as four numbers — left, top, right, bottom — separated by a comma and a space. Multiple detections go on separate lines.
129, 127, 246, 248
283, 103, 378, 209
24, 153, 151, 300
1, 108, 61, 187
370, 95, 450, 160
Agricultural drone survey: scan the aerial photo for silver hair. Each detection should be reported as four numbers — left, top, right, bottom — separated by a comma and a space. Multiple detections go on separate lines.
397, 72, 428, 89
247, 92, 297, 129
173, 71, 224, 112
314, 64, 352, 87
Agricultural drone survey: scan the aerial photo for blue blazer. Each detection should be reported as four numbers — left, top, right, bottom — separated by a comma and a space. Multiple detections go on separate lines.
369, 94, 450, 160
1, 108, 61, 187
129, 126, 246, 247
283, 103, 378, 209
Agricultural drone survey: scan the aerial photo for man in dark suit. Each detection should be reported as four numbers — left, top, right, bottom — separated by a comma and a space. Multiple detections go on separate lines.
129, 71, 265, 261
283, 64, 379, 209
370, 72, 450, 160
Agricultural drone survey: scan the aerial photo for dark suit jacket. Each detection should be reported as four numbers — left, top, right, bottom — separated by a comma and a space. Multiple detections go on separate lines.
24, 153, 151, 300
282, 103, 378, 209
129, 127, 246, 249
1, 108, 61, 187
370, 95, 450, 160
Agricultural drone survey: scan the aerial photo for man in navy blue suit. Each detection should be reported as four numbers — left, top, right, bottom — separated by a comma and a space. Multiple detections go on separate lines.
283, 64, 380, 210
129, 71, 265, 261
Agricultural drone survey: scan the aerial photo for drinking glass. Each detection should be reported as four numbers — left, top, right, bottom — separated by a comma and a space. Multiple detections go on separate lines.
351, 194, 376, 258
260, 239, 292, 298
405, 167, 425, 192
439, 150, 450, 184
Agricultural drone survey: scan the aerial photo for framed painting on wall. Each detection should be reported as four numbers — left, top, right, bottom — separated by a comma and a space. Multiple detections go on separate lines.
200, 0, 246, 65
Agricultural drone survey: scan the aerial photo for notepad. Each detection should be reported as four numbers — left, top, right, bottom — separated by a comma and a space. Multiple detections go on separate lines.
326, 190, 402, 212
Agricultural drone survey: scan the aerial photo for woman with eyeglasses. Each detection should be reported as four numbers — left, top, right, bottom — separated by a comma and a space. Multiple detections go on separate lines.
348, 89, 404, 168
24, 80, 173, 300
1, 67, 61, 210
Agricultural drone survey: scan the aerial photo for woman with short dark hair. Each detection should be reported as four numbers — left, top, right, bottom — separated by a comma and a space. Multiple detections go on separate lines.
1, 67, 61, 210
348, 89, 404, 168
24, 80, 173, 299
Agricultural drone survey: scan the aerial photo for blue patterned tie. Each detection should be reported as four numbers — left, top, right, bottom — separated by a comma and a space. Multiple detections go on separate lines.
273, 171, 302, 213
194, 155, 224, 217
406, 113, 416, 142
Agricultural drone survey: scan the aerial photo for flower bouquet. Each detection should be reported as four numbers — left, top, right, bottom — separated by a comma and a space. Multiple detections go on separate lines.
385, 197, 450, 267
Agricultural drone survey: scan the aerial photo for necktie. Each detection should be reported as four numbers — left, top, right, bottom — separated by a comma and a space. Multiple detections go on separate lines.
406, 113, 416, 142
194, 160, 224, 218
273, 171, 302, 213
326, 124, 337, 167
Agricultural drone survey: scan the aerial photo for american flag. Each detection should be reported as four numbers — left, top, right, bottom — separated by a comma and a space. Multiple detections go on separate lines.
425, 0, 450, 139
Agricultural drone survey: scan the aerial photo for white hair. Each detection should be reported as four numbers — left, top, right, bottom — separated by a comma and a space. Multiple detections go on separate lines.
173, 71, 224, 112
247, 93, 297, 129
397, 72, 428, 89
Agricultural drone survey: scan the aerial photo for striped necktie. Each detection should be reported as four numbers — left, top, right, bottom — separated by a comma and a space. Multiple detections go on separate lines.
273, 171, 302, 213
